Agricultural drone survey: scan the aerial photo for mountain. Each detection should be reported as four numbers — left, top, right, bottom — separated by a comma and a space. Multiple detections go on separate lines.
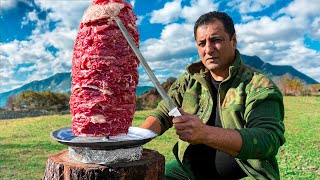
241, 55, 318, 84
0, 73, 152, 107
136, 86, 154, 96
136, 77, 177, 110
0, 73, 72, 107
0, 54, 318, 107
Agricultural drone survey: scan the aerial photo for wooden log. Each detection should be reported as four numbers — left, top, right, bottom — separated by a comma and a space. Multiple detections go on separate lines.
43, 149, 165, 180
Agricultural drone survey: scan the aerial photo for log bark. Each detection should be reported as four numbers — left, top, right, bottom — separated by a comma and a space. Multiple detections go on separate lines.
43, 149, 165, 180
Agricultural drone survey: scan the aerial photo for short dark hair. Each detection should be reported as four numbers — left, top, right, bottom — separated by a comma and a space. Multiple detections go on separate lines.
194, 11, 235, 40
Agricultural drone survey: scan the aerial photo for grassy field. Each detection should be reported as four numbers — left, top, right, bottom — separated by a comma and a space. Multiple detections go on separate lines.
0, 96, 319, 179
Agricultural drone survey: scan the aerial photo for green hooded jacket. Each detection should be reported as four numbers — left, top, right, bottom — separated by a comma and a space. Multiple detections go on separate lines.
148, 50, 286, 180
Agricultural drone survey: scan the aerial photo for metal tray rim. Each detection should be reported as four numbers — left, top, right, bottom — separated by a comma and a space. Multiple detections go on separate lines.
51, 126, 158, 150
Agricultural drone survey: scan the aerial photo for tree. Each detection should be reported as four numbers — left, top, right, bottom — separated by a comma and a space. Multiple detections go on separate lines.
273, 73, 306, 96
14, 90, 70, 111
43, 90, 69, 111
286, 79, 304, 95
15, 90, 44, 110
6, 95, 17, 111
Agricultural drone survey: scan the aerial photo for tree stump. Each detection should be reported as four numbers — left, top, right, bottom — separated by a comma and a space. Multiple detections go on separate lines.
43, 149, 165, 180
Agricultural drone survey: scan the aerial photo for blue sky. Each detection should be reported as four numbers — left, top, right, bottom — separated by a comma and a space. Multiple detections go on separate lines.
0, 0, 320, 93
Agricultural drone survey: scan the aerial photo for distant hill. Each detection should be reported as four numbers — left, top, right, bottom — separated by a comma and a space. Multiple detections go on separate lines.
136, 77, 176, 110
0, 73, 72, 107
0, 54, 318, 107
0, 73, 152, 107
241, 55, 318, 84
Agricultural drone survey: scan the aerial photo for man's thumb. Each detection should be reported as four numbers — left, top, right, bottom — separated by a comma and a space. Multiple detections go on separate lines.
178, 108, 188, 115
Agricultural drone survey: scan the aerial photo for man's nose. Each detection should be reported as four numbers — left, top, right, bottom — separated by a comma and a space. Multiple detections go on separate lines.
205, 41, 215, 54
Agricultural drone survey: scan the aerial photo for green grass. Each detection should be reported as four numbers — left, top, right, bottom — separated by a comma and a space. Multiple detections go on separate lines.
0, 96, 319, 179
277, 96, 320, 179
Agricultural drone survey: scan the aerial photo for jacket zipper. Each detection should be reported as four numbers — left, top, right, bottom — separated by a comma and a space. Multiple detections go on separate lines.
218, 81, 255, 179
235, 159, 256, 179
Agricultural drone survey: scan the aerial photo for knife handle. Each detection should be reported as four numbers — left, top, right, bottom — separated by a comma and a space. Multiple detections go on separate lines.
168, 107, 182, 117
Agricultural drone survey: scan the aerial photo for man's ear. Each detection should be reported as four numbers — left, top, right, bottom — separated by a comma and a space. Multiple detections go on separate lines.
232, 33, 237, 48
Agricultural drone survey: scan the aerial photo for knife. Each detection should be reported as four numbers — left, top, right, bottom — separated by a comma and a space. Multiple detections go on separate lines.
114, 17, 181, 117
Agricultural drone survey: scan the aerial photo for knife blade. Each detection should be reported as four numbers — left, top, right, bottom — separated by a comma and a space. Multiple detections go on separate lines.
114, 17, 181, 117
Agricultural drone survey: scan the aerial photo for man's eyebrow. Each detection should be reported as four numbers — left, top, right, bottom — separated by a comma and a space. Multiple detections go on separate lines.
197, 35, 223, 42
209, 35, 222, 39
198, 39, 206, 43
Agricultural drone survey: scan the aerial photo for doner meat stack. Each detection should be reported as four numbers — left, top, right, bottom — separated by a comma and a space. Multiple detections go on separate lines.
44, 1, 165, 178
70, 0, 140, 137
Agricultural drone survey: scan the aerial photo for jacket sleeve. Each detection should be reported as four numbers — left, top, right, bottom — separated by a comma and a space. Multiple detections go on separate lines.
237, 76, 286, 160
148, 73, 189, 135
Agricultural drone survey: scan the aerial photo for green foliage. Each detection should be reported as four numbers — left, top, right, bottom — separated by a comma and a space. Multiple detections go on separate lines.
14, 90, 69, 112
0, 97, 319, 179
274, 74, 308, 96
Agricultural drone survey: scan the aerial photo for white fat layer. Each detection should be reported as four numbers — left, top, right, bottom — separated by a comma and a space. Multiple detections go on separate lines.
127, 23, 135, 31
74, 113, 86, 119
90, 114, 107, 124
92, 55, 116, 60
82, 3, 125, 24
74, 113, 107, 124
77, 54, 116, 61
72, 84, 112, 95
87, 85, 113, 95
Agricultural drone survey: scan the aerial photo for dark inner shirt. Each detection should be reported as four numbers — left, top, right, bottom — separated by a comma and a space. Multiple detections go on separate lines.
182, 75, 247, 179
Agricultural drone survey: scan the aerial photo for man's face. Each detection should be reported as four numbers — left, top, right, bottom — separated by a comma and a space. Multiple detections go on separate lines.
196, 20, 236, 79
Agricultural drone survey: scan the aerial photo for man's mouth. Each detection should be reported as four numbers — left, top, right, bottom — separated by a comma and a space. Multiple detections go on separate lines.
206, 57, 218, 61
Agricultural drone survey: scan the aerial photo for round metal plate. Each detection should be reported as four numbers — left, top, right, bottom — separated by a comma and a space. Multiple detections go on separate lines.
51, 126, 158, 150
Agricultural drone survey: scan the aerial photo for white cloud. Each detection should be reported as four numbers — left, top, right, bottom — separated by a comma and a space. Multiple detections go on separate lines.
310, 17, 320, 39
278, 0, 320, 41
231, 0, 320, 83
236, 16, 304, 44
150, 0, 182, 24
235, 14, 320, 83
241, 15, 254, 22
227, 0, 276, 13
136, 15, 144, 25
274, 40, 320, 82
0, 0, 17, 10
137, 56, 196, 86
238, 39, 320, 83
21, 10, 38, 26
18, 65, 37, 72
130, 0, 135, 7
181, 0, 218, 23
0, 1, 91, 93
144, 0, 219, 75
279, 0, 320, 18
34, 0, 90, 29
0, 25, 77, 93
150, 0, 218, 24
20, 9, 50, 35
0, 56, 14, 79
140, 23, 196, 62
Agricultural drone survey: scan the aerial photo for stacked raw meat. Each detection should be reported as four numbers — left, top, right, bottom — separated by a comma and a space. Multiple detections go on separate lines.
70, 0, 140, 136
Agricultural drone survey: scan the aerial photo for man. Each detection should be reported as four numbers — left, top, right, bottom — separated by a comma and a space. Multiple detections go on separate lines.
141, 11, 285, 180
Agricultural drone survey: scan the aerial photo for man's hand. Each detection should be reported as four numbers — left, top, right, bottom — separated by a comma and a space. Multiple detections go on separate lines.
173, 108, 242, 156
173, 108, 206, 144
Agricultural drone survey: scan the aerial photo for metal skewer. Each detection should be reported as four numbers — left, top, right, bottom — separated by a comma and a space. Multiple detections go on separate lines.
112, 16, 181, 117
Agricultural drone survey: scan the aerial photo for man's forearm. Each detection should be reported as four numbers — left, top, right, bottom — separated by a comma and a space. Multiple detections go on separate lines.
201, 125, 242, 157
141, 116, 162, 135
